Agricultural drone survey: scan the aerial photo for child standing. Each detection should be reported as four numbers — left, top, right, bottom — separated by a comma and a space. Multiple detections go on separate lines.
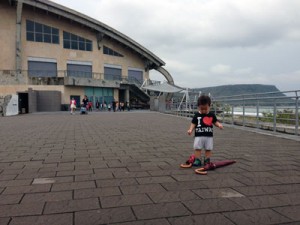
183, 95, 223, 167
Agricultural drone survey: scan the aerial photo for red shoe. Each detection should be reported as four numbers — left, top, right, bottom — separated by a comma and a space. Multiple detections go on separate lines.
180, 154, 195, 168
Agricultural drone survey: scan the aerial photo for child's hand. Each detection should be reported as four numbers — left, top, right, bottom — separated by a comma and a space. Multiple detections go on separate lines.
218, 124, 224, 129
187, 129, 193, 135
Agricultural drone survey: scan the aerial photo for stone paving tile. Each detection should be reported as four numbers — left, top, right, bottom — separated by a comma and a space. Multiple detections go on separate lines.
51, 181, 95, 191
183, 198, 243, 214
168, 213, 235, 225
120, 183, 166, 194
136, 176, 177, 184
0, 218, 10, 225
229, 195, 291, 209
232, 185, 287, 196
74, 187, 121, 199
148, 190, 200, 203
274, 193, 300, 205
96, 178, 138, 187
75, 172, 114, 181
132, 202, 191, 220
223, 208, 292, 225
0, 179, 32, 187
44, 198, 100, 214
162, 181, 207, 191
113, 171, 150, 178
56, 169, 94, 176
271, 175, 300, 184
193, 188, 245, 199
0, 194, 23, 205
232, 177, 281, 186
100, 193, 153, 208
15, 172, 57, 180
74, 207, 136, 225
21, 191, 73, 203
2, 184, 51, 195
111, 218, 171, 225
273, 205, 300, 221
0, 174, 17, 181
9, 213, 73, 225
0, 202, 44, 217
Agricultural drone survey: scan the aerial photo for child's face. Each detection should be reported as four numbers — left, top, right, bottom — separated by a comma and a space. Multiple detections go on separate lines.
199, 104, 210, 114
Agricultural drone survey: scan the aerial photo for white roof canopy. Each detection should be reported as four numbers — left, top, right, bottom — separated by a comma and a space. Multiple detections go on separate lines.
142, 82, 184, 93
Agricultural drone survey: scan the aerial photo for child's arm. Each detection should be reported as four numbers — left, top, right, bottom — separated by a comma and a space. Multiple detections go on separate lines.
214, 121, 224, 129
187, 123, 196, 135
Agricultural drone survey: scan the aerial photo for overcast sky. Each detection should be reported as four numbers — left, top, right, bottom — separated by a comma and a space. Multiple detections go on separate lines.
51, 0, 300, 91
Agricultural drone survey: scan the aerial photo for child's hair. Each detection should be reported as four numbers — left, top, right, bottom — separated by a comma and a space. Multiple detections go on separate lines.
197, 95, 211, 106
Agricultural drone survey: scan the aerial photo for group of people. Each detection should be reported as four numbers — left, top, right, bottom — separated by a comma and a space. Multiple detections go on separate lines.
70, 96, 130, 114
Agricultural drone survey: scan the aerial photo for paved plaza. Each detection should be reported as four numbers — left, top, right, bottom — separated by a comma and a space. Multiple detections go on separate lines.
0, 111, 299, 225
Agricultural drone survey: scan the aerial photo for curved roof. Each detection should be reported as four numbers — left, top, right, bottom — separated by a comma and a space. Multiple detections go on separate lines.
17, 0, 165, 68
142, 82, 184, 93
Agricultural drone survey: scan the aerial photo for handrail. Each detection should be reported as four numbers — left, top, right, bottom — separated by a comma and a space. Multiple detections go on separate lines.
0, 70, 145, 87
167, 90, 300, 136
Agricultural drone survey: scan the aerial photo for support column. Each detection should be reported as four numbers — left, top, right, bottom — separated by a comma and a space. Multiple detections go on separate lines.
16, 0, 23, 72
125, 88, 130, 103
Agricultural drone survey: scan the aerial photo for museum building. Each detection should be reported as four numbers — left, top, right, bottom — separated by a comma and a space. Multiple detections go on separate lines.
0, 0, 173, 112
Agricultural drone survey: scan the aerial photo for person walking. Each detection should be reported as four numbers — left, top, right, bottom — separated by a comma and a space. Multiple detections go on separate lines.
70, 98, 76, 115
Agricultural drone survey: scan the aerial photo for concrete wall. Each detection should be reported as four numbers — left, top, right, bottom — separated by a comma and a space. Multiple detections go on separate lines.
0, 1, 16, 70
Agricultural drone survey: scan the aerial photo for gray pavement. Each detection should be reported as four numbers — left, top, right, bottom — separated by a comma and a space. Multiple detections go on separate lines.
0, 111, 299, 225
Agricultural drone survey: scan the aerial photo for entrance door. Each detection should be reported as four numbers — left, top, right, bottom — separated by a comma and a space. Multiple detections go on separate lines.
18, 93, 28, 114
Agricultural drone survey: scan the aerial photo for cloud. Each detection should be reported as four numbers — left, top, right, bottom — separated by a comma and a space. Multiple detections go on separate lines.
210, 64, 232, 74
51, 0, 300, 90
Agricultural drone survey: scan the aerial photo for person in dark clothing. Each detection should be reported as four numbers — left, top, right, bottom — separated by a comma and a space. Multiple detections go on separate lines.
96, 100, 100, 111
82, 95, 89, 107
112, 99, 116, 112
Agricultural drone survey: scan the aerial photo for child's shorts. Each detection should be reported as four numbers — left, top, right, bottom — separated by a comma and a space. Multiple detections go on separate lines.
193, 137, 213, 150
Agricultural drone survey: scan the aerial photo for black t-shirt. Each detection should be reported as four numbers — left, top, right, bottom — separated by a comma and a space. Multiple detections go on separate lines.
82, 98, 88, 107
191, 112, 218, 137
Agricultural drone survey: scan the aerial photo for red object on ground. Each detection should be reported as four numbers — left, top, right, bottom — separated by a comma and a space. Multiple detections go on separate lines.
195, 160, 236, 175
180, 154, 195, 168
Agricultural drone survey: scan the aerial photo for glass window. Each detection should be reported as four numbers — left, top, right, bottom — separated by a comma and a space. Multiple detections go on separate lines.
71, 34, 78, 41
35, 23, 43, 33
63, 31, 70, 40
79, 42, 85, 50
26, 20, 34, 32
44, 25, 51, 34
86, 41, 92, 51
63, 31, 93, 51
44, 34, 51, 43
63, 40, 70, 49
26, 20, 59, 45
52, 28, 59, 35
35, 33, 43, 42
52, 35, 59, 44
26, 32, 34, 41
103, 45, 123, 57
71, 41, 78, 49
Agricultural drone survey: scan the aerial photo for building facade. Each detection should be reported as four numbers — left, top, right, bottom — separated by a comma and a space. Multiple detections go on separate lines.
0, 0, 173, 112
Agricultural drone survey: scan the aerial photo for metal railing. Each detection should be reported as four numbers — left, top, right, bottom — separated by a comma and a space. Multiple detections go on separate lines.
0, 70, 144, 87
167, 90, 300, 136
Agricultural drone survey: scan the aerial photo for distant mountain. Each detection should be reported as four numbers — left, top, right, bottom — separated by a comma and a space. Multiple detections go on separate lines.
191, 84, 282, 97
